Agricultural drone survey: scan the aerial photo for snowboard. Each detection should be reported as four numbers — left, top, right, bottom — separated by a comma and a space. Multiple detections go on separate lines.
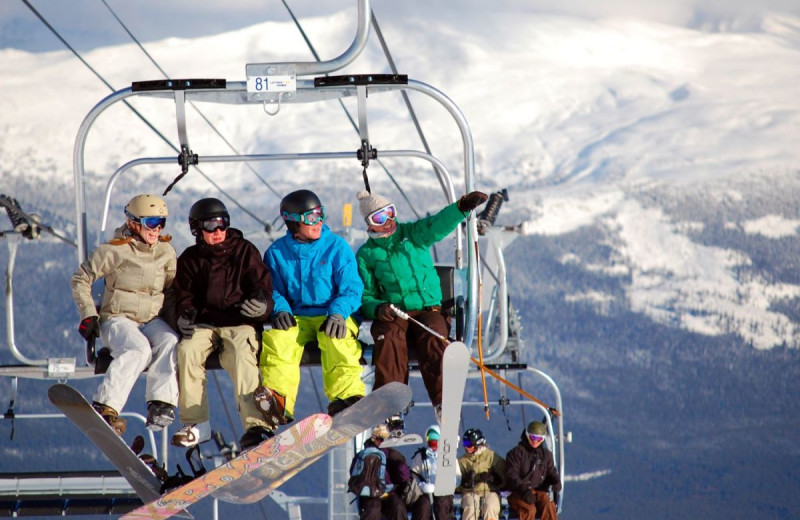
47, 384, 166, 505
122, 413, 331, 519
213, 381, 413, 504
381, 433, 424, 448
434, 341, 470, 496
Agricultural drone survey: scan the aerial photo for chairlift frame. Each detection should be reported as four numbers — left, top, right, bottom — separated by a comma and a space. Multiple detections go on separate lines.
0, 0, 567, 516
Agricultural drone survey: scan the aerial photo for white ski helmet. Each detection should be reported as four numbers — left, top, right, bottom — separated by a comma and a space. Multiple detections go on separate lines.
125, 194, 168, 218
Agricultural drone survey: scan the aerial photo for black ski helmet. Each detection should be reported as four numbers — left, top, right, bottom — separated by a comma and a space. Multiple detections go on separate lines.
462, 428, 486, 448
280, 189, 323, 233
188, 198, 230, 237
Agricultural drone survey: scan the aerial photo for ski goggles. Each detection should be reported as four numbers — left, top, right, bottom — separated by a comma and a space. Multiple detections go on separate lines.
282, 206, 326, 226
365, 204, 396, 226
427, 439, 438, 450
462, 439, 476, 449
528, 434, 545, 443
200, 216, 230, 233
125, 210, 166, 230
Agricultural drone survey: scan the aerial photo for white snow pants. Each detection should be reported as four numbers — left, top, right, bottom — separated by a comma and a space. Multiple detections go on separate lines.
93, 316, 179, 413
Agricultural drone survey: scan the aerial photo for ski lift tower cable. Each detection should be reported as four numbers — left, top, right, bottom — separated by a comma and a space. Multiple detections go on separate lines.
20, 0, 268, 259
99, 0, 282, 201
281, 0, 422, 219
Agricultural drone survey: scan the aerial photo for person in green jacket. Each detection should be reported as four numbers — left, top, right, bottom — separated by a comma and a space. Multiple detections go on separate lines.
355, 189, 487, 421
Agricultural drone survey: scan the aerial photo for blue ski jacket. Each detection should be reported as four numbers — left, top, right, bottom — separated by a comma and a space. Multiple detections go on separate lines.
264, 225, 363, 318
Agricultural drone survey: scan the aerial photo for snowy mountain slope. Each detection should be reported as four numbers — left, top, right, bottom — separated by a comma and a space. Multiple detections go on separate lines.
2, 2, 800, 519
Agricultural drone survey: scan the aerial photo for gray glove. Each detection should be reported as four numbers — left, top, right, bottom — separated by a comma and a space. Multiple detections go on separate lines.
177, 313, 197, 338
240, 298, 268, 318
272, 311, 297, 331
320, 314, 347, 339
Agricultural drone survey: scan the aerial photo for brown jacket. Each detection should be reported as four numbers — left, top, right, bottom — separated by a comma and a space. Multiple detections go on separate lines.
173, 228, 272, 327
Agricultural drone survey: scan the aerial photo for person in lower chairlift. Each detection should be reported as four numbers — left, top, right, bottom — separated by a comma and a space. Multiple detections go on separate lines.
170, 198, 275, 450
504, 421, 562, 520
409, 424, 458, 520
70, 194, 179, 436
256, 189, 365, 425
355, 189, 488, 423
457, 427, 506, 520
351, 424, 413, 520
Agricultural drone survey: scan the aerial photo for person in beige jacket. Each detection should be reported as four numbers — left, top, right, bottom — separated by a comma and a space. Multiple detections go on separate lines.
70, 194, 179, 435
457, 428, 507, 520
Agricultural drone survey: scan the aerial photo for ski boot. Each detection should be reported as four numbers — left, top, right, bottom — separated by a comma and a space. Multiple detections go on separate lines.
171, 421, 211, 448
434, 404, 443, 425
385, 413, 406, 438
253, 385, 292, 429
146, 400, 176, 431
92, 402, 127, 435
130, 435, 169, 482
240, 425, 275, 450
327, 395, 363, 416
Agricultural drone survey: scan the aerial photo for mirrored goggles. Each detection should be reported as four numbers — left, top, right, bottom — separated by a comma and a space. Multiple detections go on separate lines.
462, 439, 474, 448
126, 210, 166, 230
366, 204, 396, 226
200, 216, 230, 233
528, 434, 545, 443
282, 206, 326, 226
427, 439, 438, 450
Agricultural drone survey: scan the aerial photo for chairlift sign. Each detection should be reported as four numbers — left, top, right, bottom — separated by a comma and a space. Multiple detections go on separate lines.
247, 74, 297, 93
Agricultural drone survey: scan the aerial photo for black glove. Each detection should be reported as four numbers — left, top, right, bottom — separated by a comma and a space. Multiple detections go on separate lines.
177, 311, 197, 338
523, 490, 537, 504
375, 303, 395, 322
461, 470, 475, 488
320, 314, 347, 339
457, 191, 489, 213
475, 471, 491, 483
240, 298, 268, 318
272, 311, 297, 331
78, 316, 99, 341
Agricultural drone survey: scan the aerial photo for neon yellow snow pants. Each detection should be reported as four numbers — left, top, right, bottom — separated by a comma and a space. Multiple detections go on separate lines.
259, 315, 365, 417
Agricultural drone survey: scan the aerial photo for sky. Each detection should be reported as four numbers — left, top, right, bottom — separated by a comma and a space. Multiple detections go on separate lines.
3, 0, 800, 52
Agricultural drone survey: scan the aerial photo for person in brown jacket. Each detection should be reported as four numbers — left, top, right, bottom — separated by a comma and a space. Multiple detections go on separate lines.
170, 198, 275, 450
70, 194, 179, 435
504, 421, 561, 520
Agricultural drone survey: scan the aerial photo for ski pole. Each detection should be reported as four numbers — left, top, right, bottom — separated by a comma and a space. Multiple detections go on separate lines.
388, 304, 561, 416
389, 304, 449, 345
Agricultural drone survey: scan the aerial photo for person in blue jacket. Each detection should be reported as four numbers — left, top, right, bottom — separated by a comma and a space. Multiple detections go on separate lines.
255, 189, 366, 425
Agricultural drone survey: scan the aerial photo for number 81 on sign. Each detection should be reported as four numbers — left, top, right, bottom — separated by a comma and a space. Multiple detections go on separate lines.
247, 75, 297, 93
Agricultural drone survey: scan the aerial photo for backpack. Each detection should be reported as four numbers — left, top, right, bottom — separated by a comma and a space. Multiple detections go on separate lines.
348, 446, 392, 497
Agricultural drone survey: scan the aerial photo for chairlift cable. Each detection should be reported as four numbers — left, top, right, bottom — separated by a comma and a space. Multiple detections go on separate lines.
474, 238, 491, 419
280, 0, 422, 219
370, 12, 448, 197
22, 0, 268, 228
98, 0, 282, 200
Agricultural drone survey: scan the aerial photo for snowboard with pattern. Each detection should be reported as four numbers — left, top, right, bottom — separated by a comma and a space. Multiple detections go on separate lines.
434, 341, 470, 496
122, 413, 331, 519
47, 384, 168, 507
212, 381, 413, 504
